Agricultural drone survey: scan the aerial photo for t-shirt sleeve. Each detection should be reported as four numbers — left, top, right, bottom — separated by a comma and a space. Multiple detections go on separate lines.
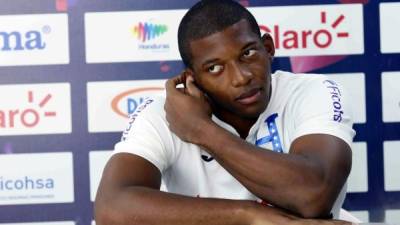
113, 98, 174, 173
290, 76, 356, 147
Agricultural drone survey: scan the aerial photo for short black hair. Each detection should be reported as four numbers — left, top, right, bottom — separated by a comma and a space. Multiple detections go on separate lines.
178, 0, 261, 68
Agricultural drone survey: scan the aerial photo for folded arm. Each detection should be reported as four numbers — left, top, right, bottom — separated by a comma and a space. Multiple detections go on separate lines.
194, 122, 351, 218
94, 153, 352, 225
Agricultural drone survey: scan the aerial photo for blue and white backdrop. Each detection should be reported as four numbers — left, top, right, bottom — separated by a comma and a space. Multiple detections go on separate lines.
0, 0, 399, 224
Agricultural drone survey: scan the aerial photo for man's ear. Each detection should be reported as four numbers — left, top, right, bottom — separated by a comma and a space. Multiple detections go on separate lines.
182, 69, 195, 88
261, 33, 275, 60
183, 68, 195, 81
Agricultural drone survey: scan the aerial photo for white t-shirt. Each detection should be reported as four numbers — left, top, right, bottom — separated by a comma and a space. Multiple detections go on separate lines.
114, 70, 356, 218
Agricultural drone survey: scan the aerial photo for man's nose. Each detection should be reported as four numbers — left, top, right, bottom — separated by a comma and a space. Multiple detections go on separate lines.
230, 61, 252, 87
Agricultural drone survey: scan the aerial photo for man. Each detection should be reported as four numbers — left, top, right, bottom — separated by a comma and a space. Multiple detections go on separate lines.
95, 0, 356, 224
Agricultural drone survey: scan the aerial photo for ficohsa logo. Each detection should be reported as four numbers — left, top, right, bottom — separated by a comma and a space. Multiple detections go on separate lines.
111, 87, 164, 118
0, 25, 51, 52
0, 176, 54, 191
260, 11, 349, 50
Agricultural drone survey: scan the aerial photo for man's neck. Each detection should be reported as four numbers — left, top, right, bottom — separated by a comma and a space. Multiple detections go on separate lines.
213, 110, 258, 139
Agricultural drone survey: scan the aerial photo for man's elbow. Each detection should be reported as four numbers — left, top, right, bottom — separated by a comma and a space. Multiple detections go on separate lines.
94, 197, 117, 225
293, 188, 336, 219
295, 200, 333, 219
94, 192, 131, 225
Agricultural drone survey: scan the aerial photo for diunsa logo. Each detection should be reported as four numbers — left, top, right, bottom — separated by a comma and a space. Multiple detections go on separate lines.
111, 87, 164, 118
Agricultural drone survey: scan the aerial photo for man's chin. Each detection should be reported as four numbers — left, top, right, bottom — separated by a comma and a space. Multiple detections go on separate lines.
235, 106, 265, 120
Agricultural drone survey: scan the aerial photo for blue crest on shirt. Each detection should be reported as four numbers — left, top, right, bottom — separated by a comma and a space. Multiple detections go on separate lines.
255, 113, 283, 153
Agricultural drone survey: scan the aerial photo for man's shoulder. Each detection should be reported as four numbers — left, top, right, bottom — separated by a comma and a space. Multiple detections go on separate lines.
120, 95, 167, 141
127, 95, 166, 121
269, 70, 334, 109
272, 70, 328, 83
272, 70, 334, 96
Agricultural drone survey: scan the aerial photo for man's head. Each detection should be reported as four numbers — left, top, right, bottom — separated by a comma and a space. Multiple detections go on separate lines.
178, 0, 261, 68
177, 0, 275, 121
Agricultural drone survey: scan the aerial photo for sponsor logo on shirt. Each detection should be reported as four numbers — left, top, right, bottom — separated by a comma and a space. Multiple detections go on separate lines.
121, 98, 154, 141
323, 80, 343, 122
201, 152, 214, 162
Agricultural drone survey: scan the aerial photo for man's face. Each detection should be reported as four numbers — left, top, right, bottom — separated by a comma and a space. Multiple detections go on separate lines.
188, 19, 274, 119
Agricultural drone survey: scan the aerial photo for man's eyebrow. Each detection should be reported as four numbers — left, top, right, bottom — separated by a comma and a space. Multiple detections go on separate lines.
241, 41, 258, 50
202, 58, 220, 67
200, 41, 258, 67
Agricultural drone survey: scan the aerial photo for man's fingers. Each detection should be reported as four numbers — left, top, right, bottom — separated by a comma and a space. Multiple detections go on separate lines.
186, 75, 203, 98
165, 73, 185, 94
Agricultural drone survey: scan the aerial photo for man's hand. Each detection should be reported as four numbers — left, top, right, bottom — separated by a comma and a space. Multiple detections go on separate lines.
248, 204, 355, 225
164, 73, 212, 144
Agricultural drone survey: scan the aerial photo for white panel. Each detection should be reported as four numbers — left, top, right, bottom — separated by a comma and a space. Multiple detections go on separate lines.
0, 14, 69, 66
382, 72, 400, 122
326, 73, 366, 123
386, 209, 400, 224
349, 211, 369, 223
89, 151, 113, 201
384, 141, 400, 191
380, 3, 400, 53
87, 79, 165, 132
0, 152, 74, 205
85, 10, 184, 63
347, 142, 368, 193
0, 83, 71, 135
251, 4, 364, 56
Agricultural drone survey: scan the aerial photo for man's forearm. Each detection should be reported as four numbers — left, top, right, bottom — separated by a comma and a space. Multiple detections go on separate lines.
95, 185, 290, 225
194, 121, 344, 217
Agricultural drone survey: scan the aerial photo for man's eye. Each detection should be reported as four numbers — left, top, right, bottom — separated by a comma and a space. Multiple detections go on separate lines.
243, 49, 256, 57
208, 65, 223, 74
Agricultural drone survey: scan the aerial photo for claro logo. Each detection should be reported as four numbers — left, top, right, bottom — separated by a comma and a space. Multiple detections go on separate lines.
0, 26, 50, 51
259, 11, 349, 50
111, 87, 164, 118
0, 91, 56, 128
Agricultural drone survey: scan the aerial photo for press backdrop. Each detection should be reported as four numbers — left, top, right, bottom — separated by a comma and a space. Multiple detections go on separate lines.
0, 0, 400, 224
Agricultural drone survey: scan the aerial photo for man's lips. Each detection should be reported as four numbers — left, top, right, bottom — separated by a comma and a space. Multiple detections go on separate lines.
236, 88, 262, 105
